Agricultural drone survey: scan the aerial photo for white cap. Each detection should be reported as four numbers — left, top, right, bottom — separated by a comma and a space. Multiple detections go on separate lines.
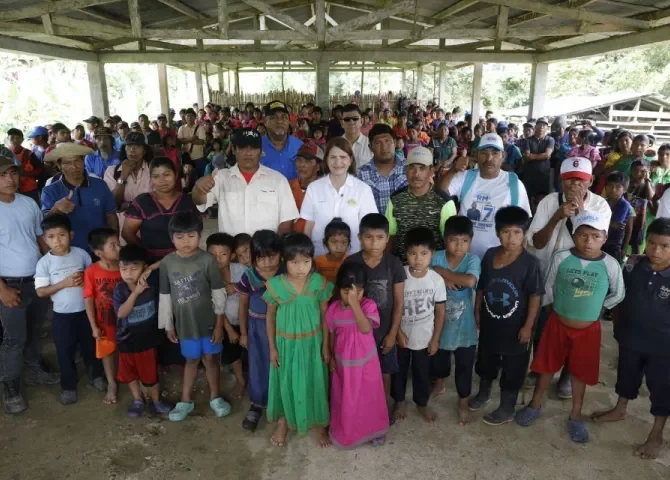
477, 133, 504, 152
560, 156, 592, 181
572, 210, 609, 233
406, 146, 434, 166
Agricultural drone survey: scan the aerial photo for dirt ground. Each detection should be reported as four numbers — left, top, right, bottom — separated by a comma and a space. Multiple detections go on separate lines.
1, 320, 668, 480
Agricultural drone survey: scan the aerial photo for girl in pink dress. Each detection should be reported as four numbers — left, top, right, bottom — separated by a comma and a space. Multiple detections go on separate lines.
326, 263, 389, 448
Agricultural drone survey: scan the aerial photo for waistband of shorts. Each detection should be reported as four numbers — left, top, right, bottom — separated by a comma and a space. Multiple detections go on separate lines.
549, 310, 601, 331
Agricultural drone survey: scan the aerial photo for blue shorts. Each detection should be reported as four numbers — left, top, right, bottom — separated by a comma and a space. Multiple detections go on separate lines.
180, 336, 223, 360
377, 343, 399, 375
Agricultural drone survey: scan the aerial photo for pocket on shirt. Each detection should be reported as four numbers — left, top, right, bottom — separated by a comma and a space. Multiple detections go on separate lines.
223, 191, 242, 207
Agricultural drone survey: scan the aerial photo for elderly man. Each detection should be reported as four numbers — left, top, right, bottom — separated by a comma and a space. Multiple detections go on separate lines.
439, 133, 532, 259
41, 143, 118, 254
177, 108, 208, 177
260, 100, 303, 181
193, 128, 298, 236
358, 123, 408, 215
341, 103, 373, 169
0, 157, 59, 414
523, 117, 555, 210
84, 127, 121, 178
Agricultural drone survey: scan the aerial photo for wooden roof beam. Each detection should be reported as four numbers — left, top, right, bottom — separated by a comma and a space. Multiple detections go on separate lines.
507, 0, 595, 27
128, 0, 142, 37
434, 0, 479, 20
241, 0, 316, 39
326, 0, 415, 38
75, 7, 131, 28
0, 0, 120, 22
218, 0, 229, 39
157, 0, 208, 20
494, 6, 508, 50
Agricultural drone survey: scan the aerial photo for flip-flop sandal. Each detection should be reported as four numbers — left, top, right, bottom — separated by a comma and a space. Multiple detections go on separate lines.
432, 387, 446, 398
515, 405, 544, 427
242, 408, 261, 432
567, 419, 589, 443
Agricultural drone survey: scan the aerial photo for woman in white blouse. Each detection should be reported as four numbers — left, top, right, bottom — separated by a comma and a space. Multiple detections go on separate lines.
301, 137, 378, 256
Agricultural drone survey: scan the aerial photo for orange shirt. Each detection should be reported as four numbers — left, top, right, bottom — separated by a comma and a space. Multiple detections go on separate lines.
314, 254, 347, 284
10, 146, 41, 193
83, 262, 123, 344
289, 178, 307, 232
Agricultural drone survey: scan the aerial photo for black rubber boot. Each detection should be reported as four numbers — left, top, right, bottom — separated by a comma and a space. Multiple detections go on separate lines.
3, 379, 27, 414
468, 378, 492, 411
483, 390, 518, 426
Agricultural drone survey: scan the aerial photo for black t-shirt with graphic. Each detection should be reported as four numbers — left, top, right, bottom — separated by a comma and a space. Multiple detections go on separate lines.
478, 247, 544, 355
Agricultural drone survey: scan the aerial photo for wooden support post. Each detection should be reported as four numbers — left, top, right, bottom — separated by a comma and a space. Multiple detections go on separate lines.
87, 61, 109, 118
195, 64, 204, 109
439, 62, 447, 108
157, 63, 170, 115
234, 64, 240, 97
495, 6, 508, 51
218, 0, 228, 39
316, 57, 329, 110
471, 63, 483, 127
416, 64, 424, 105
218, 63, 224, 92
360, 64, 364, 98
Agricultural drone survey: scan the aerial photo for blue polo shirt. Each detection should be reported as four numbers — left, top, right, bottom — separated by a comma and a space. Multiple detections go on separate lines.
84, 149, 121, 178
260, 135, 302, 180
41, 174, 116, 253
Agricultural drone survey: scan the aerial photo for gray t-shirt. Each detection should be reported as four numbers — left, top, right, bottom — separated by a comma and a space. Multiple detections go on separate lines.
159, 249, 225, 340
224, 263, 247, 326
34, 247, 92, 313
524, 135, 555, 175
0, 193, 43, 277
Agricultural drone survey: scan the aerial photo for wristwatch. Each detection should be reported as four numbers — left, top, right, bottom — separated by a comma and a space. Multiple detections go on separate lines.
117, 178, 127, 185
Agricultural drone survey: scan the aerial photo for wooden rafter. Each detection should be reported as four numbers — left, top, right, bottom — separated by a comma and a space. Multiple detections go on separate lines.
218, 0, 229, 39
1, 0, 120, 22
76, 7, 131, 29
434, 0, 479, 20
128, 0, 142, 38
494, 6, 508, 50
241, 0, 316, 38
507, 0, 596, 27
326, 0, 415, 38
157, 0, 208, 20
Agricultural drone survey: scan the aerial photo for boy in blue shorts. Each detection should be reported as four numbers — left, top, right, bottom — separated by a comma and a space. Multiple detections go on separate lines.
158, 212, 231, 421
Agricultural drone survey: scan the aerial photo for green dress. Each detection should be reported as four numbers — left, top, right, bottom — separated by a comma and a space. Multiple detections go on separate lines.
263, 273, 333, 434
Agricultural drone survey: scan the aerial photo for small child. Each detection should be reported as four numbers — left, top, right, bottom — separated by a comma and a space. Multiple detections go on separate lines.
236, 230, 282, 432
327, 263, 388, 448
627, 161, 653, 254
83, 228, 122, 405
430, 216, 480, 425
114, 245, 172, 417
392, 227, 446, 423
568, 130, 601, 167
313, 127, 326, 147
35, 214, 104, 405
158, 212, 231, 422
342, 214, 406, 401
517, 210, 625, 443
207, 232, 248, 399
604, 172, 636, 263
470, 207, 544, 426
233, 233, 252, 268
395, 137, 405, 162
265, 233, 333, 447
314, 217, 351, 284
593, 218, 670, 459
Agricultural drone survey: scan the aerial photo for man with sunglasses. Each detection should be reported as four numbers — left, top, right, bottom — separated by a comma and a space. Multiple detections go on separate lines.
260, 100, 303, 180
342, 104, 373, 169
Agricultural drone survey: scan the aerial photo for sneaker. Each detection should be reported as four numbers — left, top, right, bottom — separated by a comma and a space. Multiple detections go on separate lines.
89, 377, 107, 392
60, 390, 77, 405
127, 400, 145, 418
151, 400, 173, 415
209, 397, 232, 417
25, 366, 60, 386
169, 401, 195, 422
3, 381, 27, 413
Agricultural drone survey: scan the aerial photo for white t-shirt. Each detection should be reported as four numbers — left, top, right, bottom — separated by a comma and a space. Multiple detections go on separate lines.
34, 247, 92, 314
401, 267, 447, 350
348, 133, 373, 169
526, 191, 612, 275
224, 262, 247, 326
448, 170, 532, 259
658, 188, 670, 219
0, 193, 43, 277
301, 174, 378, 256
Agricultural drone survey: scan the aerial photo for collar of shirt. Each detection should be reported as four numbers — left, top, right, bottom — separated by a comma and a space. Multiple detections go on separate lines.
61, 172, 90, 189
360, 157, 406, 180
228, 164, 270, 183
327, 173, 355, 191
637, 256, 670, 278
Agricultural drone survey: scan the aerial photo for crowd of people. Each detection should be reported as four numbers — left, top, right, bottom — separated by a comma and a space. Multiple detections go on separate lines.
1, 96, 669, 459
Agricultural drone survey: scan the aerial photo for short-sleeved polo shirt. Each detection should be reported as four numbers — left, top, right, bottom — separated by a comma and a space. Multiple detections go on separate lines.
0, 193, 43, 277
84, 149, 121, 178
198, 164, 299, 236
260, 135, 303, 180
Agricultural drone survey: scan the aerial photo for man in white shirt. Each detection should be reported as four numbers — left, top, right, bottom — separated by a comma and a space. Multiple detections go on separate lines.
192, 128, 298, 236
342, 104, 373, 169
657, 187, 670, 219
177, 108, 207, 178
439, 133, 532, 259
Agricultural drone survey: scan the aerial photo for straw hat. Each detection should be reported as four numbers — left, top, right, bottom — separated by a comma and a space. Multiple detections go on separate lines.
44, 142, 93, 163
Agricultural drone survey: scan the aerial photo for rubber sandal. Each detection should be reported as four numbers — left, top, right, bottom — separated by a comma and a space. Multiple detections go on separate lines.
242, 407, 262, 431
127, 400, 145, 418
209, 397, 232, 417
567, 419, 589, 443
371, 436, 386, 447
483, 407, 515, 426
515, 405, 544, 427
169, 401, 195, 422
152, 400, 173, 415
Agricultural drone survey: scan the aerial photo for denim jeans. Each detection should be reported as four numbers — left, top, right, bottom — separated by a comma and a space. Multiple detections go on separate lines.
52, 311, 102, 390
0, 278, 49, 383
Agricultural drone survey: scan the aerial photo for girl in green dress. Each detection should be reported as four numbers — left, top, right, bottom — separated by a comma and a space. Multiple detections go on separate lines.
264, 233, 333, 447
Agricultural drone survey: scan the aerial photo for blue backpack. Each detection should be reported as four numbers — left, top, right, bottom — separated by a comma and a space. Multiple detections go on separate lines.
460, 169, 520, 207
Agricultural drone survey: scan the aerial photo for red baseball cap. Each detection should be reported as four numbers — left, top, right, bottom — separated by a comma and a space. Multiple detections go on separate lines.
560, 156, 592, 181
296, 142, 323, 161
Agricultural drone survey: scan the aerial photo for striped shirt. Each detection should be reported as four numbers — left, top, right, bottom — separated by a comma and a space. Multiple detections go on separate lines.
357, 158, 408, 215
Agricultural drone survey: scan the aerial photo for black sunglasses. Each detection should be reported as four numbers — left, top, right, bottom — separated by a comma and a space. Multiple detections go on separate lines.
342, 117, 360, 122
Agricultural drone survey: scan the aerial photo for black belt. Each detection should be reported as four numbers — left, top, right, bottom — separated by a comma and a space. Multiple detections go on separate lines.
1, 276, 34, 285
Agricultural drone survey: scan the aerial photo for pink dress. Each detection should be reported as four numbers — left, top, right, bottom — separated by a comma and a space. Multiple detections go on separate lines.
326, 298, 388, 448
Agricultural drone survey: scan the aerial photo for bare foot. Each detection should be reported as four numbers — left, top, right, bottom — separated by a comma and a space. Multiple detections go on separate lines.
418, 406, 438, 423
316, 427, 331, 448
271, 418, 288, 447
458, 400, 472, 425
635, 437, 663, 460
430, 380, 446, 399
103, 383, 117, 404
395, 401, 408, 421
231, 379, 246, 399
592, 408, 626, 423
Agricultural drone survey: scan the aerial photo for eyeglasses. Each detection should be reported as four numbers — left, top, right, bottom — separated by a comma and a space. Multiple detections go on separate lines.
342, 117, 360, 123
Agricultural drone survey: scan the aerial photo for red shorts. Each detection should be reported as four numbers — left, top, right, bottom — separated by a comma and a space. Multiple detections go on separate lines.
117, 348, 158, 386
531, 312, 601, 386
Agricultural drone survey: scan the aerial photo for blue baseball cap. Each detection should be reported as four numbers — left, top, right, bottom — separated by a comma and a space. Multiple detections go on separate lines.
27, 126, 48, 138
497, 120, 509, 129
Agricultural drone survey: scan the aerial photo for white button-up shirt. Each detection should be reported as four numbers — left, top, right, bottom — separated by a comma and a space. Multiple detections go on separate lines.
526, 191, 612, 275
348, 133, 374, 169
198, 164, 299, 236
300, 174, 378, 256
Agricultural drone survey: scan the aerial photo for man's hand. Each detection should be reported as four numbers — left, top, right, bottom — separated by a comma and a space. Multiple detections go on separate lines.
119, 160, 136, 181
195, 168, 218, 194
167, 329, 179, 343
557, 200, 578, 220
518, 326, 532, 344
54, 190, 75, 214
0, 284, 21, 308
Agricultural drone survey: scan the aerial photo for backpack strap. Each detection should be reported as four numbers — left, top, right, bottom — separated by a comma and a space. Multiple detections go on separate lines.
459, 169, 479, 203
460, 169, 520, 207
508, 171, 519, 206
557, 193, 574, 235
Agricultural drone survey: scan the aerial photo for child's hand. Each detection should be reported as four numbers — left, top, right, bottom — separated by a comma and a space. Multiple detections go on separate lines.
226, 325, 240, 344
239, 334, 248, 349
139, 269, 152, 285
91, 326, 103, 340
321, 344, 331, 365
518, 326, 532, 344
396, 330, 408, 349
270, 347, 280, 368
329, 357, 337, 373
444, 280, 460, 290
382, 333, 396, 353
211, 325, 224, 344
65, 272, 83, 288
166, 329, 179, 343
427, 339, 439, 356
134, 280, 149, 294
346, 285, 360, 306
225, 283, 236, 296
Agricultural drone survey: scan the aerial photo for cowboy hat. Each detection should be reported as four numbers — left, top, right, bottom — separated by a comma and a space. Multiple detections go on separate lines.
44, 142, 93, 163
